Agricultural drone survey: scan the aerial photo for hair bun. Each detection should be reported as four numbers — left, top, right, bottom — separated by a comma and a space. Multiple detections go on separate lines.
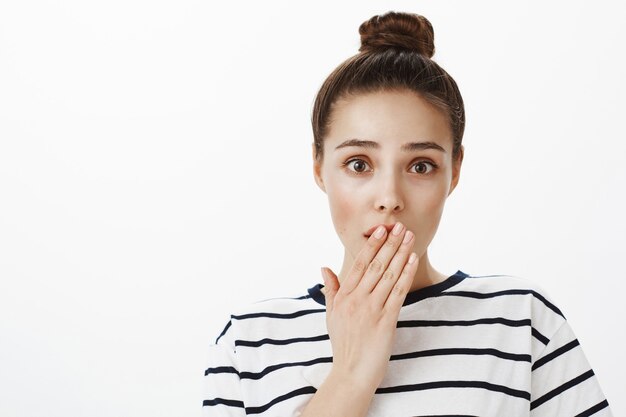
358, 11, 435, 58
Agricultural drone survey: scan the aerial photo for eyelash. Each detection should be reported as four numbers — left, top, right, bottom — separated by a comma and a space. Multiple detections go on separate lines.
342, 158, 439, 176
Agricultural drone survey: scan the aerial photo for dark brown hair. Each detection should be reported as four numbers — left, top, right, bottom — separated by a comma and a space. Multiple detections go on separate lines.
311, 11, 465, 162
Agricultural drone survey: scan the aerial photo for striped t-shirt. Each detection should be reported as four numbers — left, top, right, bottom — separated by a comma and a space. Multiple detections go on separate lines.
202, 271, 613, 416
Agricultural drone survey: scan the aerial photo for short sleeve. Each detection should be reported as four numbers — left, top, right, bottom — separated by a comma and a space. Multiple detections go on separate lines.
202, 320, 246, 417
530, 320, 613, 416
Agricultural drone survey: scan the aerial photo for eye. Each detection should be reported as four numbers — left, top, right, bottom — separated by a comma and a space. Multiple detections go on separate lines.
343, 158, 438, 175
343, 158, 371, 174
411, 161, 437, 174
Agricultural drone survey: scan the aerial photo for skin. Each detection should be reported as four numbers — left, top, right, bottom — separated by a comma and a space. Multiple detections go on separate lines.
302, 88, 464, 416
312, 88, 464, 294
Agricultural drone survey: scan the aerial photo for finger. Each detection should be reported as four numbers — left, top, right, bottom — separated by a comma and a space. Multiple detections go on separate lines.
339, 225, 388, 294
370, 229, 414, 307
382, 252, 419, 316
358, 222, 407, 294
321, 267, 340, 313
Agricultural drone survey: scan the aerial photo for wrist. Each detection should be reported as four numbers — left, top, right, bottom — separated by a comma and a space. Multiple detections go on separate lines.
327, 365, 379, 397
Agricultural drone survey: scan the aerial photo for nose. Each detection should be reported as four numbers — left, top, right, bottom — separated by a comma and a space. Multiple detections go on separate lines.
374, 173, 405, 213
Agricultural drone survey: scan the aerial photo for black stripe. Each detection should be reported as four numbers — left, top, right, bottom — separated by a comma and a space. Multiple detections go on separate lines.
235, 334, 329, 347
403, 272, 468, 305
397, 317, 531, 328
574, 399, 610, 417
532, 327, 550, 345
215, 320, 232, 344
530, 369, 595, 410
239, 357, 333, 380
203, 397, 244, 408
237, 347, 529, 380
530, 291, 565, 318
204, 365, 238, 376
441, 289, 564, 318
392, 347, 531, 363
232, 308, 325, 320
308, 270, 469, 307
376, 380, 530, 400
245, 386, 316, 414
532, 339, 580, 371
236, 319, 541, 348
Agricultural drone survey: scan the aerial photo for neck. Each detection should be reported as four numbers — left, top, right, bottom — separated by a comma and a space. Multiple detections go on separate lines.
336, 248, 446, 293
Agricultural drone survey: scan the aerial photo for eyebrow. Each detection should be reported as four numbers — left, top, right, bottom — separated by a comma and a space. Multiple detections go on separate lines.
334, 139, 446, 153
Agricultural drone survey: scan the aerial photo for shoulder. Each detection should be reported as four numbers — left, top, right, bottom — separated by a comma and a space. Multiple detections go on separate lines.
213, 285, 326, 345
456, 273, 564, 316
454, 273, 567, 347
459, 273, 556, 295
231, 286, 324, 317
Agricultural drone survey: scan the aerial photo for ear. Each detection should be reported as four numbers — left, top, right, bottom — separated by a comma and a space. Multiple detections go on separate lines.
312, 143, 326, 193
448, 145, 464, 196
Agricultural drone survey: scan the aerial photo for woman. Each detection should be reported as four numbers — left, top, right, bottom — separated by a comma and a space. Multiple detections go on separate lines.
203, 11, 612, 416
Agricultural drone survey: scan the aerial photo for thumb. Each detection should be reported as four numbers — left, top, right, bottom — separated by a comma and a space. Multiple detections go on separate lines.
321, 267, 339, 312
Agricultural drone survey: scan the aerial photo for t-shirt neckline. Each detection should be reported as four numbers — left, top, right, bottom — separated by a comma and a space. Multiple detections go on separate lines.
307, 270, 469, 307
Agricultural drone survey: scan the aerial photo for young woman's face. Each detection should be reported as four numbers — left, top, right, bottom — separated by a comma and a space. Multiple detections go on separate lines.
313, 89, 463, 262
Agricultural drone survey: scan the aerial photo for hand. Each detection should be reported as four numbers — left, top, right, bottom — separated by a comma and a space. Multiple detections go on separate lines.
321, 222, 418, 390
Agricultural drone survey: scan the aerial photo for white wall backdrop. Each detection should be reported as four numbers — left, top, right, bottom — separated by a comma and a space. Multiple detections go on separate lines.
1, 0, 624, 415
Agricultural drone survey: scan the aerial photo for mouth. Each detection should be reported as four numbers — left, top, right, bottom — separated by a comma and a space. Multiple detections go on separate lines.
364, 223, 397, 238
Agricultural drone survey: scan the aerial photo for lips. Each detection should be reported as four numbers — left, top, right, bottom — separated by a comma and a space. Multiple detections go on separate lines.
364, 223, 397, 237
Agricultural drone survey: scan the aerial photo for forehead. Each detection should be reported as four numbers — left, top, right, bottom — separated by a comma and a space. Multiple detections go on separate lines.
326, 89, 453, 152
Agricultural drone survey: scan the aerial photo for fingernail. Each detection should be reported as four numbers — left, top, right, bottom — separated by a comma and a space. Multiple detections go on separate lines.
403, 230, 413, 244
374, 225, 386, 239
408, 253, 417, 264
392, 222, 403, 235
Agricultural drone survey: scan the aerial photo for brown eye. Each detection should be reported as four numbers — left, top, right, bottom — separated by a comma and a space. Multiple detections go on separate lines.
413, 161, 436, 174
353, 160, 367, 172
345, 159, 370, 174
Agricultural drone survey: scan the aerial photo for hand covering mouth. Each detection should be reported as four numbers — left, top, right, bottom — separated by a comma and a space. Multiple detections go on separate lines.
364, 223, 397, 237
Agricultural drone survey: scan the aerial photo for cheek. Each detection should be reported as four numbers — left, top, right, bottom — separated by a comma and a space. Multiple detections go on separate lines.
327, 184, 360, 237
410, 183, 450, 243
423, 185, 448, 214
